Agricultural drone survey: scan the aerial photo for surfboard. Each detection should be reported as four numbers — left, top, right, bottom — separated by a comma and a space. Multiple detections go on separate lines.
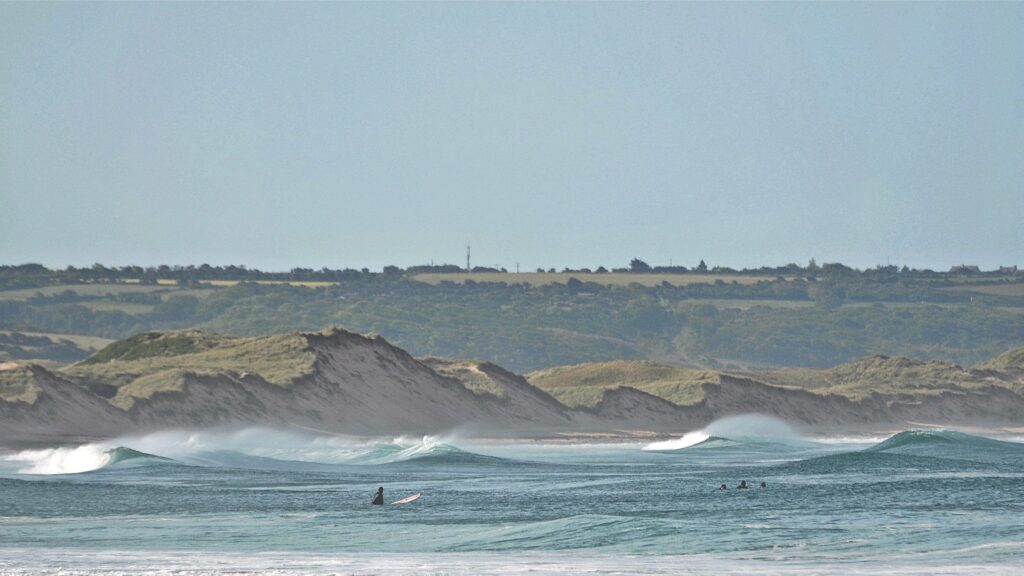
392, 492, 421, 505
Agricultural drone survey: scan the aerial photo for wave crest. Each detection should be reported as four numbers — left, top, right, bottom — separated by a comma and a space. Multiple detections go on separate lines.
643, 414, 807, 452
2, 429, 510, 474
864, 430, 1023, 453
1, 445, 161, 475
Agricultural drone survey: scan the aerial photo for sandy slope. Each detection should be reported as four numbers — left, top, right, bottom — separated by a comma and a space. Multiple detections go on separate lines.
2, 329, 1024, 446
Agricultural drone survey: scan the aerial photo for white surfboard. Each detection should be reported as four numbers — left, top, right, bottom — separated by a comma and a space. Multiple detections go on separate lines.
392, 492, 421, 505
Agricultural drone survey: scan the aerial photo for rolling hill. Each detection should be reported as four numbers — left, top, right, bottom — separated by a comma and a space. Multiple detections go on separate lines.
3, 330, 1024, 446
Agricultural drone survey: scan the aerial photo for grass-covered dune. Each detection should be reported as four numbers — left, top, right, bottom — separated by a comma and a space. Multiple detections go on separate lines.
529, 348, 1024, 408
976, 347, 1024, 373
0, 364, 39, 404
1, 328, 580, 444
64, 330, 316, 410
3, 330, 1024, 446
526, 361, 718, 408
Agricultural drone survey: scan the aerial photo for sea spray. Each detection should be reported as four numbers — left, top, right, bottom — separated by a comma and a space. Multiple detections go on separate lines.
643, 430, 712, 451
0, 428, 499, 473
1, 445, 166, 475
2, 444, 115, 474
642, 414, 807, 451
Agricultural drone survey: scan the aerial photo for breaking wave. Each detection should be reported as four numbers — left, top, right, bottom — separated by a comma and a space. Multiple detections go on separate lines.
188, 435, 510, 467
0, 429, 511, 475
643, 414, 809, 452
0, 445, 164, 475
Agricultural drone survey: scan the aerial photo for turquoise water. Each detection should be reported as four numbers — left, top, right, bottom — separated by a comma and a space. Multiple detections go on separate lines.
1, 419, 1023, 575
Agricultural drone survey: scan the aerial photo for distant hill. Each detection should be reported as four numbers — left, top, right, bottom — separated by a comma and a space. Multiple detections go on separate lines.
3, 265, 1023, 372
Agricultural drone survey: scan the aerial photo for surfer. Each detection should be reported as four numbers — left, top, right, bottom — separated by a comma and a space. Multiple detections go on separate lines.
737, 480, 749, 489
372, 486, 384, 505
760, 482, 767, 489
719, 484, 728, 491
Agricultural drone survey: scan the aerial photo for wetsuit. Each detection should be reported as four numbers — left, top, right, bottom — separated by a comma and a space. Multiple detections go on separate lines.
372, 491, 384, 505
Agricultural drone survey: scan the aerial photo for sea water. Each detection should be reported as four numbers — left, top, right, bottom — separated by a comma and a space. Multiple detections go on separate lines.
1, 417, 1022, 575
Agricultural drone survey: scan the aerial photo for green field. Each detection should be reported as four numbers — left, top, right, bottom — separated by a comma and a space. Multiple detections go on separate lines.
200, 279, 339, 288
0, 284, 220, 302
78, 302, 157, 314
412, 272, 788, 287
941, 282, 1024, 297
0, 330, 113, 350
0, 284, 170, 300
3, 266, 1024, 373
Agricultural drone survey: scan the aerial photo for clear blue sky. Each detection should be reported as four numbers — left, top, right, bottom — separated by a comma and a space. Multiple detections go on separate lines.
2, 2, 1021, 272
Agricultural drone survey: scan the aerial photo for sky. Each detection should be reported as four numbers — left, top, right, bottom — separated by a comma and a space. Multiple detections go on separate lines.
1, 2, 1022, 272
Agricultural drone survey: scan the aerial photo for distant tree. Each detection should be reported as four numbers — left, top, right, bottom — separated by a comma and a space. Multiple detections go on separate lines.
630, 258, 652, 273
595, 266, 608, 274
807, 258, 819, 272
821, 262, 855, 277
696, 260, 708, 272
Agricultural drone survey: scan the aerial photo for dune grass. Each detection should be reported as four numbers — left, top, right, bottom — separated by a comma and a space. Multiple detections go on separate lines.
529, 352, 1021, 409
0, 365, 40, 404
65, 330, 317, 410
420, 358, 508, 398
976, 347, 1024, 372
753, 355, 998, 400
527, 360, 716, 408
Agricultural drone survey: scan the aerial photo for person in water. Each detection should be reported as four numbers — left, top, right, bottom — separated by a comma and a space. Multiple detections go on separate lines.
719, 484, 728, 491
372, 486, 384, 505
760, 482, 767, 489
737, 480, 749, 489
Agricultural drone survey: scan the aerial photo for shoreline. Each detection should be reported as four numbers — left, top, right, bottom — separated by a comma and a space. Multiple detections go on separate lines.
1, 548, 1021, 576
3, 421, 1024, 453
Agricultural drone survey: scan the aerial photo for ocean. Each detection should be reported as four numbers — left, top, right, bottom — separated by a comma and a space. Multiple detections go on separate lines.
1, 416, 1022, 575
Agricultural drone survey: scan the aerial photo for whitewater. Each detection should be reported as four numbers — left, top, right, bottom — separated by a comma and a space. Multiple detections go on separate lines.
2, 416, 1023, 575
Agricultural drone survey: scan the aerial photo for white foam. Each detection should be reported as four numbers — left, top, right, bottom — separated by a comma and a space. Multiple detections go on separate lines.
0, 549, 1019, 576
642, 414, 805, 452
0, 428, 466, 473
811, 435, 889, 445
643, 430, 711, 451
2, 444, 114, 475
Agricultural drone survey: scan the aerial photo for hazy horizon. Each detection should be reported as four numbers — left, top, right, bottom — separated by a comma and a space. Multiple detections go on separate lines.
3, 2, 1022, 272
